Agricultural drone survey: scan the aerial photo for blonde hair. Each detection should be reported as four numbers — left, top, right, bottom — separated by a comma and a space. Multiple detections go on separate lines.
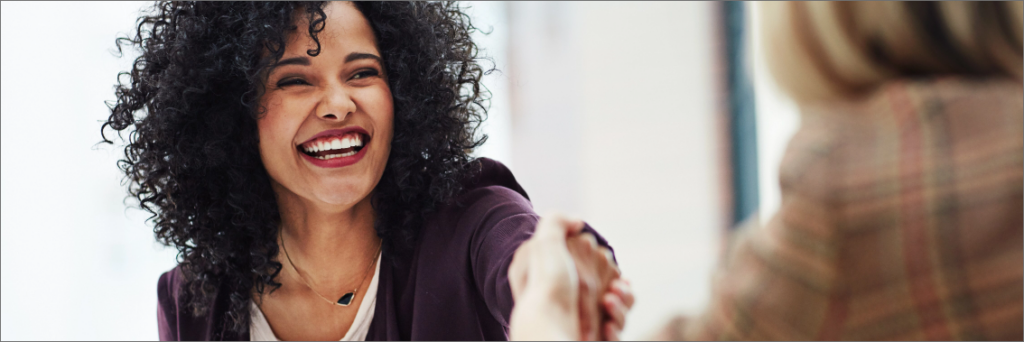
759, 1, 1023, 104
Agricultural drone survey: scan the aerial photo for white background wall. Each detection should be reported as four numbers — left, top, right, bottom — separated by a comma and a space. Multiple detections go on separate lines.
1, 2, 177, 340
0, 2, 798, 340
501, 2, 727, 339
749, 2, 801, 223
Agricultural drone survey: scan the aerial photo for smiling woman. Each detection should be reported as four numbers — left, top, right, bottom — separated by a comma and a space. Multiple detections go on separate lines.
101, 2, 628, 341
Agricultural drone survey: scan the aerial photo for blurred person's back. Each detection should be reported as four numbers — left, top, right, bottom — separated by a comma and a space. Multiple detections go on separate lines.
659, 2, 1023, 340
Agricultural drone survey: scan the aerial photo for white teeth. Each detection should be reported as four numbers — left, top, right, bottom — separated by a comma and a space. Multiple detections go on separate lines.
305, 134, 365, 156
314, 150, 357, 160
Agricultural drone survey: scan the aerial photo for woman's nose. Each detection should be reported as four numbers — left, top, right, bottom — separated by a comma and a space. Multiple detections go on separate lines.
316, 84, 356, 121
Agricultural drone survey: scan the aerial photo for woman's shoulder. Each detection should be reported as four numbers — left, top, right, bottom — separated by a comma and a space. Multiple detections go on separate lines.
462, 158, 530, 200
157, 267, 186, 340
157, 266, 183, 314
156, 265, 241, 341
447, 157, 534, 218
415, 157, 539, 248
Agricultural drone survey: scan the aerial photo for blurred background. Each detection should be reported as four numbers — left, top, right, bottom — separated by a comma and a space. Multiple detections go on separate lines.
0, 2, 799, 340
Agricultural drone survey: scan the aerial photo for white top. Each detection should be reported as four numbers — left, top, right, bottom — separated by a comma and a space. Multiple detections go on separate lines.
250, 251, 381, 341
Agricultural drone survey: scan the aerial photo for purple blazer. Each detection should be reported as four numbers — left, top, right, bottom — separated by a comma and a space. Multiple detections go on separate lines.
157, 158, 613, 340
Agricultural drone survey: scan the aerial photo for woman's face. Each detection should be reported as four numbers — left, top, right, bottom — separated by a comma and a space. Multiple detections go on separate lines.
258, 2, 392, 210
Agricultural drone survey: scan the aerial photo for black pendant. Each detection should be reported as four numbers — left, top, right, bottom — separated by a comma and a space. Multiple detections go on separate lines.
337, 292, 355, 306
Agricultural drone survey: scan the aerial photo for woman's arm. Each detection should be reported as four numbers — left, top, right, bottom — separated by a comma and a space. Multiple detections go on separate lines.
463, 185, 630, 340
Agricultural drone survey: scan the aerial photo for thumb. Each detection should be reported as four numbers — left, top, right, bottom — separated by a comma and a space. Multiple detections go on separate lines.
534, 213, 585, 241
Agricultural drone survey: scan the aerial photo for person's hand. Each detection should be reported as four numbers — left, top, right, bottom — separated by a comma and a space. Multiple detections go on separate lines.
600, 278, 635, 340
509, 214, 585, 341
564, 233, 632, 340
509, 213, 635, 341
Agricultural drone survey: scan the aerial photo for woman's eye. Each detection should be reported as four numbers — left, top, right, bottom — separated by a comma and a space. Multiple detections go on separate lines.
351, 69, 380, 80
276, 78, 309, 87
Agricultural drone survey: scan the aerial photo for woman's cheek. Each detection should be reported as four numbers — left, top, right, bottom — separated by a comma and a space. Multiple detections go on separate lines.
257, 96, 297, 165
360, 85, 394, 156
379, 88, 395, 147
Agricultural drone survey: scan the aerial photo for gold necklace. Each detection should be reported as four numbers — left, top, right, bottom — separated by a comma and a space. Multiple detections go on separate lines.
279, 229, 382, 306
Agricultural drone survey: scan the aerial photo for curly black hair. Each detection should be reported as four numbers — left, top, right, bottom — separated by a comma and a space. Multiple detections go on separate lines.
102, 1, 490, 333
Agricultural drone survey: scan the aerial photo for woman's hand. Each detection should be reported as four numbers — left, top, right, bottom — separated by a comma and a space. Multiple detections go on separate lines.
600, 278, 635, 340
509, 214, 585, 340
564, 233, 632, 340
509, 214, 634, 341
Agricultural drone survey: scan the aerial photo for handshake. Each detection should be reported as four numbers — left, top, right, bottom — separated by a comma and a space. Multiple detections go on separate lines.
508, 214, 635, 341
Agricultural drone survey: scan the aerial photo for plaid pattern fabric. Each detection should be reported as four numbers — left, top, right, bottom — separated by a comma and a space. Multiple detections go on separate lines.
683, 77, 1023, 340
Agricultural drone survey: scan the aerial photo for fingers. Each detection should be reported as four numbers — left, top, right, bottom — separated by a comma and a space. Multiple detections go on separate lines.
603, 321, 621, 341
509, 213, 586, 301
534, 213, 585, 240
609, 279, 634, 309
602, 292, 627, 331
576, 276, 598, 341
580, 232, 598, 248
508, 215, 584, 341
601, 248, 620, 278
602, 247, 616, 265
600, 279, 633, 340
564, 231, 623, 341
569, 233, 618, 278
509, 213, 599, 341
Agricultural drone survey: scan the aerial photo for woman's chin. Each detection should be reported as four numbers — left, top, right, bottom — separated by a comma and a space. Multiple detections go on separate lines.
308, 184, 372, 208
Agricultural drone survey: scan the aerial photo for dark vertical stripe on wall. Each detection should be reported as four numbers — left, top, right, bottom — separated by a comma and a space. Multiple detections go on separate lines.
724, 2, 759, 225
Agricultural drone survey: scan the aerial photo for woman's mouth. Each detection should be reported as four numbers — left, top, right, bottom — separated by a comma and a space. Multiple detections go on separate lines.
298, 132, 368, 160
296, 128, 371, 169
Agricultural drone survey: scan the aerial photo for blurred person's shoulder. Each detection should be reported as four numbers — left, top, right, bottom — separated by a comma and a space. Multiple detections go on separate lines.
861, 76, 1023, 138
777, 75, 1024, 223
772, 76, 1022, 340
811, 76, 1022, 143
786, 76, 1023, 192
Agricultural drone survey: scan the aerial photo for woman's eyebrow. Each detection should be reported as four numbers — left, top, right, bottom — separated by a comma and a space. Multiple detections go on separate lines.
346, 52, 383, 64
270, 53, 380, 69
272, 56, 310, 69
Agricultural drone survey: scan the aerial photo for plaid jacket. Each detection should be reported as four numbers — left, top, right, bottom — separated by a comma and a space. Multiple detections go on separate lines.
683, 78, 1023, 340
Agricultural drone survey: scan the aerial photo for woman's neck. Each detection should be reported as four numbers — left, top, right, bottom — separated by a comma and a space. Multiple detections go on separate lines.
274, 187, 381, 288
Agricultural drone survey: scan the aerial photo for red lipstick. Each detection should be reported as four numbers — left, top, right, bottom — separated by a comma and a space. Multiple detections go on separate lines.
297, 127, 371, 169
